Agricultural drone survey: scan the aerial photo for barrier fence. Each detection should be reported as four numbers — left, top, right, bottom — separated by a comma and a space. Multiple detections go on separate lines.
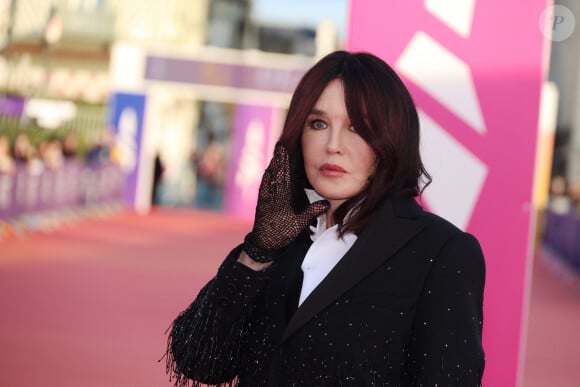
543, 209, 580, 274
2, 157, 578, 275
0, 160, 125, 237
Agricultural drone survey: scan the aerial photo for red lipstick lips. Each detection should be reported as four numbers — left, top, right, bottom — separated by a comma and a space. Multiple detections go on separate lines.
320, 163, 346, 176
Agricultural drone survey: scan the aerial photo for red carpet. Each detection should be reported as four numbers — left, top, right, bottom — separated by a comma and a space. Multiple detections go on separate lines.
0, 209, 579, 386
0, 209, 250, 387
521, 246, 580, 387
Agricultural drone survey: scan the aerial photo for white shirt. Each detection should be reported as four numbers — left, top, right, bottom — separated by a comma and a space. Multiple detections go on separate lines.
298, 190, 358, 306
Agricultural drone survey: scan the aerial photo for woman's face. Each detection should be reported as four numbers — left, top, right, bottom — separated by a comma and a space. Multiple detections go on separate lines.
0, 136, 9, 153
301, 79, 377, 213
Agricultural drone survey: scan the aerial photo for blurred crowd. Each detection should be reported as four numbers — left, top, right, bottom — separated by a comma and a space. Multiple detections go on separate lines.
548, 174, 580, 215
0, 128, 118, 175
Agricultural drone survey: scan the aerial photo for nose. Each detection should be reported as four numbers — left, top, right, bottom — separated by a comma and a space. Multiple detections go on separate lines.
325, 127, 343, 154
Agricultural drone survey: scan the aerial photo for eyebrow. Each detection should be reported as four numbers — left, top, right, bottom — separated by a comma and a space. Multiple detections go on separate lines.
309, 108, 326, 115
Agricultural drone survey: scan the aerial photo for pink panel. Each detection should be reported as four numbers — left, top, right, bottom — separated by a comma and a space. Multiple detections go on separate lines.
223, 104, 280, 220
347, 0, 550, 386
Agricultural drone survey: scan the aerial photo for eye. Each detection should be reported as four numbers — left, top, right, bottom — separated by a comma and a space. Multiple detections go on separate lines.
308, 118, 327, 130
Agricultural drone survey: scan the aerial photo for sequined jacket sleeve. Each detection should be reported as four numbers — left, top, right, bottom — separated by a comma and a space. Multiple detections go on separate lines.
409, 232, 486, 386
165, 244, 269, 387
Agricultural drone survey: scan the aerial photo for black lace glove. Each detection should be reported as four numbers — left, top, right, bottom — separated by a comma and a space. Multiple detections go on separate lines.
243, 142, 329, 263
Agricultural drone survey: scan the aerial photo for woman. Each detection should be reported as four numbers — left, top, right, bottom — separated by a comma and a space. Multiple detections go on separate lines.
165, 51, 485, 386
0, 134, 15, 174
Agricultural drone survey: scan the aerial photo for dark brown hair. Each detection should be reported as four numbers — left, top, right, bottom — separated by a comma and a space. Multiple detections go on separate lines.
279, 51, 431, 236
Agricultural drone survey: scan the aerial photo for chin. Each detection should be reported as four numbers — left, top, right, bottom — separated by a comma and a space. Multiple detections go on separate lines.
311, 188, 352, 202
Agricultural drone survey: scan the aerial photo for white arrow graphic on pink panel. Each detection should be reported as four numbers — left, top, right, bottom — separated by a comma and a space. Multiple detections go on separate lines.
394, 4, 487, 229
425, 0, 476, 38
419, 110, 488, 229
396, 31, 486, 135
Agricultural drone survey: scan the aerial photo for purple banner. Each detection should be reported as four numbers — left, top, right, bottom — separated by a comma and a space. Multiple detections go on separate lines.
145, 56, 307, 94
0, 160, 124, 221
108, 92, 146, 209
0, 95, 25, 117
544, 210, 580, 273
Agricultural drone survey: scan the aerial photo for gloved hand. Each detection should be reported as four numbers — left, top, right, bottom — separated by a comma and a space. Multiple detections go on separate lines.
243, 142, 329, 263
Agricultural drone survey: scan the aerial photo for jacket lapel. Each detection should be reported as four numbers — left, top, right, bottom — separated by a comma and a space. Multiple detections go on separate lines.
280, 197, 427, 342
276, 233, 310, 320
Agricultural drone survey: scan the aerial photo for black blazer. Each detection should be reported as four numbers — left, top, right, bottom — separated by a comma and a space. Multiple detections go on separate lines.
166, 197, 485, 387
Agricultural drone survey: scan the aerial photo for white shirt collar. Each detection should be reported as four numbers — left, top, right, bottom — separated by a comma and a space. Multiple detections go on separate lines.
299, 189, 358, 306
304, 188, 361, 241
304, 189, 329, 241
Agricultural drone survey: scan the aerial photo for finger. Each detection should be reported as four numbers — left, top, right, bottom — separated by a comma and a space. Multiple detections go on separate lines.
296, 199, 330, 226
309, 199, 330, 215
271, 142, 290, 190
259, 143, 285, 197
257, 165, 274, 199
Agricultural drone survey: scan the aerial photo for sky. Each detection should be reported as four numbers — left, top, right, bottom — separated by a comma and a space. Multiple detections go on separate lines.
250, 0, 350, 42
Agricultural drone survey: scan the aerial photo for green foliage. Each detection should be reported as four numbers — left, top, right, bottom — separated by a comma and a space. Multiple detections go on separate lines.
0, 100, 108, 159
